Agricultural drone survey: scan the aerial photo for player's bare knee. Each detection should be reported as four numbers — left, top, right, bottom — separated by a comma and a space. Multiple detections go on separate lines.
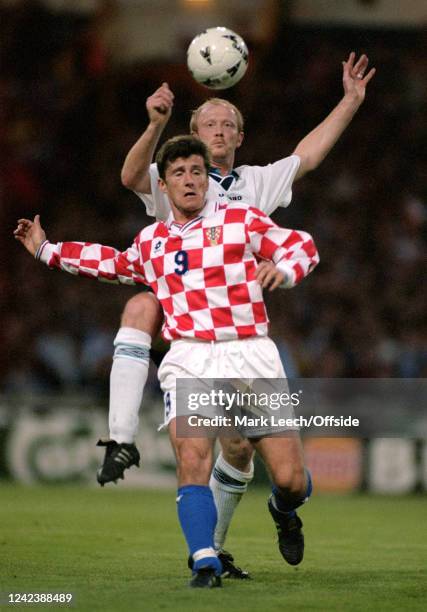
272, 465, 306, 497
176, 444, 212, 484
221, 438, 254, 471
120, 292, 163, 334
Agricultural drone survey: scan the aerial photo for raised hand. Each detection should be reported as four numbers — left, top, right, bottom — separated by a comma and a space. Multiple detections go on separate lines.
342, 51, 376, 104
146, 82, 174, 126
14, 215, 46, 256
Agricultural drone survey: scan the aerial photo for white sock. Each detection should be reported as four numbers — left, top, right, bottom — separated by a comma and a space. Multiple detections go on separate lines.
109, 327, 151, 444
209, 452, 254, 550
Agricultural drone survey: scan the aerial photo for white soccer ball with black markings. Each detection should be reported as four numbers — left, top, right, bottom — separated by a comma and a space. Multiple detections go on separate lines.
187, 27, 249, 90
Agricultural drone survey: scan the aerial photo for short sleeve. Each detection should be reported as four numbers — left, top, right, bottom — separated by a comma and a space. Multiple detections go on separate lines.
240, 155, 300, 216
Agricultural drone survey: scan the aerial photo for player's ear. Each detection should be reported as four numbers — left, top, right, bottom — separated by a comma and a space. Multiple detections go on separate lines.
158, 177, 168, 193
236, 131, 244, 148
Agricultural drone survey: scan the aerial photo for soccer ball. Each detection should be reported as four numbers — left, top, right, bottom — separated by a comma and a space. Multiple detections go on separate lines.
187, 27, 249, 90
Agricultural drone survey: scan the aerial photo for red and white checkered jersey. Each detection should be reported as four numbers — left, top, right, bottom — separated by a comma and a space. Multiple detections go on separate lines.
137, 156, 301, 221
38, 205, 318, 342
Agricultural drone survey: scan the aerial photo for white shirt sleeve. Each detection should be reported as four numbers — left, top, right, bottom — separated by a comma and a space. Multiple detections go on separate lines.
133, 163, 172, 221
239, 155, 301, 216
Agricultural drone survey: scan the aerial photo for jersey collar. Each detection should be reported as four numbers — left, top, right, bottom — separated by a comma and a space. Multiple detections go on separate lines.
208, 167, 239, 191
165, 203, 209, 231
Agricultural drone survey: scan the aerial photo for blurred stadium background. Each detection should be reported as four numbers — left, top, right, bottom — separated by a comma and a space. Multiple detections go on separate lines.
1, 0, 426, 495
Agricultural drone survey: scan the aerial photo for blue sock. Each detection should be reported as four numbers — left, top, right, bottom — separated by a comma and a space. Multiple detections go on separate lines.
176, 485, 222, 575
272, 468, 313, 515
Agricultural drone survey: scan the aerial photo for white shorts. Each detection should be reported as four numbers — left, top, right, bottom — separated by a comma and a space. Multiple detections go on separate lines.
158, 336, 286, 429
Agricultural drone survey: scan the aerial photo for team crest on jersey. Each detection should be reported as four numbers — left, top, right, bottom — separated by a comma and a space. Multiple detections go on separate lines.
205, 226, 222, 246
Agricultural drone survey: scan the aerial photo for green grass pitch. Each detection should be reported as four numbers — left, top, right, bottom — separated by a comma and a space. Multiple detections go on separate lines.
1, 484, 426, 611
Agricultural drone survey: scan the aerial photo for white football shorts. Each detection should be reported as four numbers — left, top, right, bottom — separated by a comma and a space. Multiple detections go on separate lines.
158, 336, 287, 429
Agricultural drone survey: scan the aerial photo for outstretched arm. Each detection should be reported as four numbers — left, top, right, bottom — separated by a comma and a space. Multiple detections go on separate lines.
121, 82, 174, 193
14, 216, 148, 286
293, 52, 376, 179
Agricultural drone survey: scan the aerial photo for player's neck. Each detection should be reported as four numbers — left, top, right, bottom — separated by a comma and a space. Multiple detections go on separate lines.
171, 202, 206, 224
210, 157, 234, 176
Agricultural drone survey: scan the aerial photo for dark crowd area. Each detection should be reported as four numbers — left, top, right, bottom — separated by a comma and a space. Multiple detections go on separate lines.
1, 1, 426, 397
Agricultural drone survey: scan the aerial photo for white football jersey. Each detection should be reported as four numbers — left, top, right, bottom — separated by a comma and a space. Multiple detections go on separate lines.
136, 155, 301, 221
